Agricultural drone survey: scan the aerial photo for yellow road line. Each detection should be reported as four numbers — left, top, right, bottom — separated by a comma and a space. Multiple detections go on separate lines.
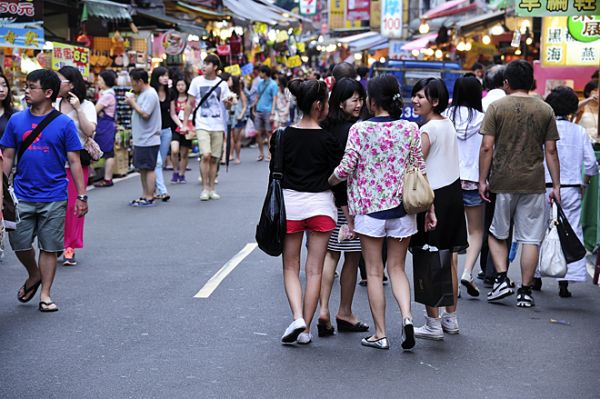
194, 243, 258, 298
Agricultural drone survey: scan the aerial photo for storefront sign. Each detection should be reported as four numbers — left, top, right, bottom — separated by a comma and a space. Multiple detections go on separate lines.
0, 0, 44, 49
224, 64, 241, 76
515, 0, 600, 16
51, 42, 90, 77
568, 15, 600, 42
370, 0, 381, 29
300, 0, 317, 16
329, 0, 346, 30
388, 40, 404, 59
240, 63, 254, 76
161, 30, 188, 56
286, 55, 302, 68
541, 16, 600, 66
347, 0, 370, 21
381, 0, 402, 38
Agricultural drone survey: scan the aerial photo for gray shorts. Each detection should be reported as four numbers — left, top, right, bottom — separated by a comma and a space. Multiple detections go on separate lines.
9, 200, 67, 252
489, 193, 546, 245
254, 111, 272, 132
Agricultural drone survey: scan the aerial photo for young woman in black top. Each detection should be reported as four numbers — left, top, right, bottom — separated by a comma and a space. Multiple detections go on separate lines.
271, 79, 343, 345
317, 78, 369, 337
149, 67, 172, 201
0, 73, 14, 139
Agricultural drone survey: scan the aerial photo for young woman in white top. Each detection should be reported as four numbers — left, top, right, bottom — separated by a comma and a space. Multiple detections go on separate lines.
411, 78, 468, 340
57, 66, 97, 266
538, 87, 599, 297
443, 76, 485, 298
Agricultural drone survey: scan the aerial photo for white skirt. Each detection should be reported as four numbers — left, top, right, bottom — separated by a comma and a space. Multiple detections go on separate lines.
283, 189, 338, 222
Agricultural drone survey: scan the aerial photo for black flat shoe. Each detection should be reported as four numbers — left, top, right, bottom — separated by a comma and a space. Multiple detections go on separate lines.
17, 280, 41, 303
559, 281, 571, 298
317, 321, 335, 337
532, 277, 543, 291
337, 318, 369, 332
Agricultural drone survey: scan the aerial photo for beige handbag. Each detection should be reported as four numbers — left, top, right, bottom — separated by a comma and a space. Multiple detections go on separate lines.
402, 139, 434, 214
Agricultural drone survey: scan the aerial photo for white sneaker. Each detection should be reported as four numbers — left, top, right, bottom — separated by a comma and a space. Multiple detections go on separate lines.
297, 332, 312, 345
209, 191, 221, 200
441, 312, 459, 334
414, 315, 444, 341
281, 318, 307, 343
200, 191, 210, 201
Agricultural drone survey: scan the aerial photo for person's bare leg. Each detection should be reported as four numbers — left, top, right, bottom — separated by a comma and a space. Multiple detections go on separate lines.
257, 129, 265, 159
104, 157, 115, 181
139, 171, 148, 199
302, 231, 330, 333
208, 157, 218, 192
170, 141, 180, 174
360, 234, 386, 339
200, 154, 211, 192
38, 250, 58, 307
233, 128, 242, 161
15, 249, 41, 298
337, 251, 361, 323
445, 253, 459, 313
463, 205, 484, 276
489, 234, 509, 273
520, 244, 540, 287
318, 250, 340, 327
385, 238, 412, 319
282, 232, 304, 319
179, 147, 189, 177
143, 170, 156, 200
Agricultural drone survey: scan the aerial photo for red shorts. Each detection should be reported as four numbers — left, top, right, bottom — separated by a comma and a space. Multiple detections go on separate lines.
286, 216, 336, 234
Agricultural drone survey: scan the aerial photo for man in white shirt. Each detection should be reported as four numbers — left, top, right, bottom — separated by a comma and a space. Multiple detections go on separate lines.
482, 65, 506, 112
182, 54, 232, 201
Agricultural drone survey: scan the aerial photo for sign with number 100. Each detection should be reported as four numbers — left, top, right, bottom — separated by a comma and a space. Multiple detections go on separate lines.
381, 0, 402, 38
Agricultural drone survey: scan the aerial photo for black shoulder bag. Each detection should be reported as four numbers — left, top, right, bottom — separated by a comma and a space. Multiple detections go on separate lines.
2, 110, 61, 230
192, 77, 224, 127
555, 201, 587, 263
255, 128, 286, 256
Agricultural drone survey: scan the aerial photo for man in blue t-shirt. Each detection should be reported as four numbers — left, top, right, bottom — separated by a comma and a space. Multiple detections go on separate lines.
0, 69, 87, 313
253, 65, 278, 161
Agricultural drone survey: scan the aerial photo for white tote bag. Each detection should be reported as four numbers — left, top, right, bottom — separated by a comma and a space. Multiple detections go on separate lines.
539, 203, 567, 278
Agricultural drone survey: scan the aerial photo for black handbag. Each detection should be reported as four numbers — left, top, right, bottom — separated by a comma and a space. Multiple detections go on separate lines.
3, 110, 61, 231
412, 246, 454, 307
555, 202, 586, 263
255, 128, 286, 256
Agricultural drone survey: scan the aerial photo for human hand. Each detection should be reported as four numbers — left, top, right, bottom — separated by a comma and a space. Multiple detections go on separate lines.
347, 216, 356, 239
425, 208, 437, 232
549, 186, 561, 205
75, 199, 88, 217
68, 92, 81, 110
479, 181, 491, 203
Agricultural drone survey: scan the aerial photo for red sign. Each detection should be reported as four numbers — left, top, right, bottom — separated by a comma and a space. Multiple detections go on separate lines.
347, 0, 370, 21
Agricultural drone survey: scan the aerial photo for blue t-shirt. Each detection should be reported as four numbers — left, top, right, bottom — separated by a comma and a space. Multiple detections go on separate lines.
256, 79, 278, 113
0, 109, 82, 202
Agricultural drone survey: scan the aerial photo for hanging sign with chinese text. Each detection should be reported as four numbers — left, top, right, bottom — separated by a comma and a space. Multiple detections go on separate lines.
381, 0, 402, 38
515, 0, 600, 16
0, 0, 44, 49
300, 0, 317, 16
347, 0, 370, 21
568, 15, 600, 42
329, 0, 346, 29
224, 64, 241, 76
51, 42, 90, 77
541, 16, 600, 66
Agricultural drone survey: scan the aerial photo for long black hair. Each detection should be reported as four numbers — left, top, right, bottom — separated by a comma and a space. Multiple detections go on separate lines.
58, 65, 87, 103
367, 74, 403, 120
325, 77, 365, 126
0, 73, 14, 116
150, 66, 169, 94
448, 76, 483, 128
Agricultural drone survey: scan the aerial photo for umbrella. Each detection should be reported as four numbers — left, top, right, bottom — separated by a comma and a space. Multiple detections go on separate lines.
225, 122, 232, 172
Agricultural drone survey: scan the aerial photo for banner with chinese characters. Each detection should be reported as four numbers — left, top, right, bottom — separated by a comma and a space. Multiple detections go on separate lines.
381, 0, 403, 38
51, 43, 90, 77
541, 16, 600, 66
299, 0, 317, 15
330, 0, 346, 30
0, 0, 44, 49
347, 0, 370, 21
224, 64, 241, 76
515, 0, 600, 16
370, 0, 381, 29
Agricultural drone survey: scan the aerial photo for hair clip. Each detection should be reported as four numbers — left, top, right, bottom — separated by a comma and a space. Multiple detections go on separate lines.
393, 93, 402, 102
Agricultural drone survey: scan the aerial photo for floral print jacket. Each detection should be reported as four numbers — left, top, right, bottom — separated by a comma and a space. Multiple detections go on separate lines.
333, 119, 425, 216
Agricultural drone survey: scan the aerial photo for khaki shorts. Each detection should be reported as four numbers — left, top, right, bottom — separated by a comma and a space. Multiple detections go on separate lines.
489, 193, 546, 245
196, 129, 224, 158
9, 200, 67, 252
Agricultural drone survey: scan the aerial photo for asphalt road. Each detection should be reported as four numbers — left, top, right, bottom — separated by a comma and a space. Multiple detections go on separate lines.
1, 148, 599, 399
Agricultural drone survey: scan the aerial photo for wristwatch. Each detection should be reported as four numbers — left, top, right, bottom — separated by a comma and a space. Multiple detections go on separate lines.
77, 194, 88, 202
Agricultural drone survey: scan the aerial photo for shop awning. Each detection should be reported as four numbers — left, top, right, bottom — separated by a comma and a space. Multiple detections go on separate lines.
224, 0, 287, 26
253, 0, 316, 29
339, 31, 389, 52
455, 10, 506, 33
176, 1, 232, 19
84, 0, 132, 22
422, 0, 477, 20
135, 9, 208, 36
401, 33, 437, 51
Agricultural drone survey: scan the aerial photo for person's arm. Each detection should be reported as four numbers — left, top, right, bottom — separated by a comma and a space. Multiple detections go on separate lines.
545, 140, 561, 205
583, 135, 599, 191
420, 131, 431, 159
170, 100, 182, 129
2, 147, 15, 177
239, 91, 247, 120
181, 95, 195, 133
95, 101, 105, 114
66, 151, 89, 217
126, 96, 151, 120
478, 135, 494, 203
270, 89, 278, 121
73, 100, 96, 138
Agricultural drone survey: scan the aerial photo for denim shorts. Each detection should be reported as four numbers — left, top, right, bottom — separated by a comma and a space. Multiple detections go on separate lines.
462, 189, 484, 207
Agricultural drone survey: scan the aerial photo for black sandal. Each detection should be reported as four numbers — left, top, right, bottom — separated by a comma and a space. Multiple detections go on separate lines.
17, 280, 41, 303
38, 301, 59, 312
337, 318, 369, 332
317, 320, 335, 337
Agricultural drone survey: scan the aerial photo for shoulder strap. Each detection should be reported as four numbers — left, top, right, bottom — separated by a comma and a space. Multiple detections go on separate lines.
192, 77, 224, 124
17, 109, 61, 164
271, 127, 285, 179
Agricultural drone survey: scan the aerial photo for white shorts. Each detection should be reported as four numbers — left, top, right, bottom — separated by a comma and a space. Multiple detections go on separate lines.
354, 214, 417, 239
489, 192, 546, 245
